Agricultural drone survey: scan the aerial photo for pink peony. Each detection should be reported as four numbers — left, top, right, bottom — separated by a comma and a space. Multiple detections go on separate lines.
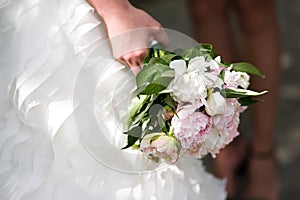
140, 133, 181, 163
186, 128, 220, 158
171, 103, 212, 150
186, 98, 246, 158
213, 98, 246, 145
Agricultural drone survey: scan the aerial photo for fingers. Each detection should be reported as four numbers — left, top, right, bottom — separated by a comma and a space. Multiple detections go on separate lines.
119, 48, 148, 73
151, 26, 170, 47
116, 27, 169, 73
130, 66, 142, 75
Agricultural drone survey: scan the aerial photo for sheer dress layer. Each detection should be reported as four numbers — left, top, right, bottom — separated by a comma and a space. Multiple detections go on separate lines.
0, 0, 226, 199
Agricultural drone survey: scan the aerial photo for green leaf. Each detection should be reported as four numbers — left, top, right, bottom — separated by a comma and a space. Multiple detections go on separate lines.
160, 54, 178, 64
148, 57, 169, 65
224, 88, 268, 98
126, 94, 159, 131
150, 134, 162, 143
220, 69, 225, 81
219, 62, 231, 68
152, 43, 165, 50
122, 126, 142, 149
232, 62, 265, 78
124, 125, 142, 137
143, 48, 154, 64
170, 55, 183, 61
136, 63, 170, 93
154, 76, 173, 87
122, 135, 140, 149
173, 48, 184, 55
158, 114, 166, 129
160, 69, 175, 78
137, 66, 174, 95
238, 96, 262, 106
182, 43, 216, 60
128, 98, 155, 129
164, 94, 177, 110
127, 95, 149, 119
138, 83, 167, 95
126, 95, 152, 128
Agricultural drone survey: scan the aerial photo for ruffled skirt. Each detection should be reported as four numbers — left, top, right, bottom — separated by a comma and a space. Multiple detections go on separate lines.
0, 0, 226, 199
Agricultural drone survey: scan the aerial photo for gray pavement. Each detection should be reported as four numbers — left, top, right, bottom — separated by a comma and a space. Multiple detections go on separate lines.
131, 0, 300, 199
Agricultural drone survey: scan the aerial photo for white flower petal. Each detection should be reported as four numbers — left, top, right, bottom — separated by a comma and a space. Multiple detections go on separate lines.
214, 56, 221, 63
224, 70, 250, 89
170, 59, 186, 76
209, 59, 220, 70
204, 92, 226, 116
188, 56, 208, 72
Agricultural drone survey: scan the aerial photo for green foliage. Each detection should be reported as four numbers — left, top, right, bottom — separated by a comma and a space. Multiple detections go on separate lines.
238, 96, 262, 106
181, 44, 216, 61
224, 88, 267, 98
232, 62, 265, 78
123, 43, 267, 149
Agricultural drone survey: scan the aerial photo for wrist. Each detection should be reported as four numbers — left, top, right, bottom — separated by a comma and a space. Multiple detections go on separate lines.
88, 0, 131, 19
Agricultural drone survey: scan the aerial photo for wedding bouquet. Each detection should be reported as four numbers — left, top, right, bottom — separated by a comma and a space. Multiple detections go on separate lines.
123, 44, 266, 164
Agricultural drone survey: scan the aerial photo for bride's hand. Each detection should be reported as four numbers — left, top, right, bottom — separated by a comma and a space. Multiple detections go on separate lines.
87, 0, 169, 72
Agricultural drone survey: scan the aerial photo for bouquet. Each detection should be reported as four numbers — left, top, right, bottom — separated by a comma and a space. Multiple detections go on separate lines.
122, 44, 266, 164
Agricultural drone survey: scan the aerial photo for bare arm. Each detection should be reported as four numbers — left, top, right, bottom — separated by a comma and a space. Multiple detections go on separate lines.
87, 0, 169, 70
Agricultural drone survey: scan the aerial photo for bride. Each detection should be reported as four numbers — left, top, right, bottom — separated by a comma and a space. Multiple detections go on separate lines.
0, 0, 226, 199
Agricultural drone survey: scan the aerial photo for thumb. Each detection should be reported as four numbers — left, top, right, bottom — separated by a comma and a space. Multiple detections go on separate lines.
150, 26, 170, 47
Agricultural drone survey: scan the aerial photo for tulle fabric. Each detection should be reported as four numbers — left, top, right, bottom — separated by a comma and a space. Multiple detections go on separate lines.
0, 0, 226, 199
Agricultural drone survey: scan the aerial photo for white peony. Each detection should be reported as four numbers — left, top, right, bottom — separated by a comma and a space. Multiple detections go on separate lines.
170, 59, 186, 76
169, 56, 224, 103
188, 56, 220, 72
203, 91, 226, 116
224, 68, 250, 89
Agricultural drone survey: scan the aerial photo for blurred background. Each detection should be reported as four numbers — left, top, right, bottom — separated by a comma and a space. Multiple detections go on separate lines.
130, 0, 300, 199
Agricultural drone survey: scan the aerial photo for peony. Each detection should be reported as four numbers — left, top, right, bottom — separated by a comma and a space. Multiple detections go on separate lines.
188, 56, 219, 72
170, 61, 208, 102
169, 56, 223, 103
187, 99, 246, 158
212, 98, 246, 146
187, 127, 220, 158
224, 68, 250, 89
171, 103, 212, 150
169, 59, 186, 76
203, 91, 226, 116
188, 56, 224, 89
170, 71, 207, 102
140, 133, 181, 163
209, 56, 225, 75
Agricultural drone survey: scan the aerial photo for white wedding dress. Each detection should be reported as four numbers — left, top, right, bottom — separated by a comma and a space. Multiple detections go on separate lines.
0, 0, 226, 199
